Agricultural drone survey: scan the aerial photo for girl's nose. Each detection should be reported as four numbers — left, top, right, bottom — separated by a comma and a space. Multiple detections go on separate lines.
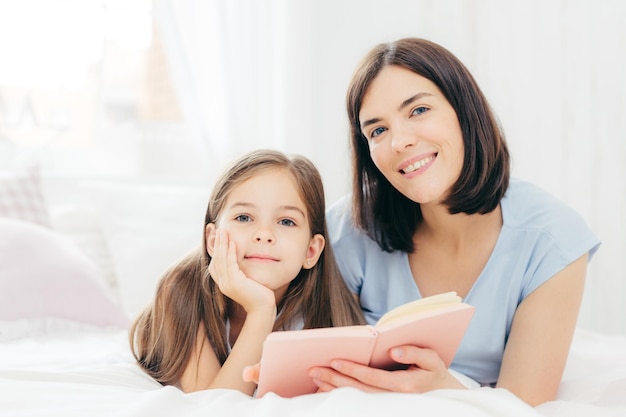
254, 227, 274, 243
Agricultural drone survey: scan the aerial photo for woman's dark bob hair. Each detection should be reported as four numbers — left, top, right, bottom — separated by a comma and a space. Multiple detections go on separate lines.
347, 37, 510, 253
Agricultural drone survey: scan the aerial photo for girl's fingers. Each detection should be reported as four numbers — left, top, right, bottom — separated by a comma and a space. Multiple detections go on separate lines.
226, 239, 240, 276
209, 229, 231, 285
242, 363, 261, 383
208, 228, 275, 312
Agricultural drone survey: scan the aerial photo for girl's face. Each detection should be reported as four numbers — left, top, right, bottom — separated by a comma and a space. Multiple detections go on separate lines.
358, 65, 464, 208
207, 168, 324, 298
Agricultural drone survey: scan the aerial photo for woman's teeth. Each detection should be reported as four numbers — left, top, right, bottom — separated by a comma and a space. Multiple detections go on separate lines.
402, 155, 435, 174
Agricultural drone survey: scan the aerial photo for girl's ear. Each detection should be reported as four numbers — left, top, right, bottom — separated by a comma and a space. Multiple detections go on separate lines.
302, 234, 325, 269
205, 223, 217, 257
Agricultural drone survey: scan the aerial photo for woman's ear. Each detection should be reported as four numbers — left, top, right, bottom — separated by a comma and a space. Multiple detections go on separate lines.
205, 223, 217, 257
302, 234, 325, 269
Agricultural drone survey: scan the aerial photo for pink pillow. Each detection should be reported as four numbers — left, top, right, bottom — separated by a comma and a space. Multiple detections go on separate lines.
0, 218, 129, 328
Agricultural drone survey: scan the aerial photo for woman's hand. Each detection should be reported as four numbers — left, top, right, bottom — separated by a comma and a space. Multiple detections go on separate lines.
208, 228, 276, 314
309, 345, 466, 393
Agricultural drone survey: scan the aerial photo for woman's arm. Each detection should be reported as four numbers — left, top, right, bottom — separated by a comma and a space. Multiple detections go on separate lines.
496, 253, 588, 406
309, 254, 589, 405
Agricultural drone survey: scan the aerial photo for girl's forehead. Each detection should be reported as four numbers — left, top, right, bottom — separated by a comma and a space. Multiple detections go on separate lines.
226, 167, 305, 206
236, 167, 292, 188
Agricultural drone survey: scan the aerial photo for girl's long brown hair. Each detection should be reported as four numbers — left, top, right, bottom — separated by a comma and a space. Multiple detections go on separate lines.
129, 149, 364, 386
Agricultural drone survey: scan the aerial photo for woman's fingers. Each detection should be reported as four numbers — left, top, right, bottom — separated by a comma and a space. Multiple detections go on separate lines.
310, 346, 464, 393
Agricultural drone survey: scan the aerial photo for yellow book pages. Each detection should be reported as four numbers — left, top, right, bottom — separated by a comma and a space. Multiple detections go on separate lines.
376, 291, 461, 327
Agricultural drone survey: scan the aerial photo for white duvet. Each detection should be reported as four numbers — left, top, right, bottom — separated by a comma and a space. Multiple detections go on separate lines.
0, 322, 624, 417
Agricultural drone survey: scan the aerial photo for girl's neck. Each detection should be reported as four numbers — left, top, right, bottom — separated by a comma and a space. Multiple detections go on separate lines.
228, 301, 246, 321
227, 296, 281, 346
226, 302, 247, 346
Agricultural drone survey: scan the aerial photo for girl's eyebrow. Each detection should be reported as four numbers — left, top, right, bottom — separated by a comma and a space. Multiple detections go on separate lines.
360, 91, 434, 130
279, 205, 306, 218
228, 202, 306, 218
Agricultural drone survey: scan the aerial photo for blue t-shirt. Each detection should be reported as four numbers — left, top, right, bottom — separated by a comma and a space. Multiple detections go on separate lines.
326, 178, 600, 385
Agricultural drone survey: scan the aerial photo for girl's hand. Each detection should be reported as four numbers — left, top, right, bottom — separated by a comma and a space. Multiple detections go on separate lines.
208, 229, 276, 314
242, 363, 261, 384
309, 345, 466, 393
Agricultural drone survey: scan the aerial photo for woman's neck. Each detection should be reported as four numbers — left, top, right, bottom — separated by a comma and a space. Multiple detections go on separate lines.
417, 203, 502, 249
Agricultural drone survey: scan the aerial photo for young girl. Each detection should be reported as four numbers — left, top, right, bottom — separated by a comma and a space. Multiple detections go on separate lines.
129, 149, 364, 395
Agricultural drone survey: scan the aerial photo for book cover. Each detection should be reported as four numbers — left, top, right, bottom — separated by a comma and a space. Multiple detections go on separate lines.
256, 292, 475, 398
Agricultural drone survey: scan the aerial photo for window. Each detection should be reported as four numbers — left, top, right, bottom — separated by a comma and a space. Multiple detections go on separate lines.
0, 0, 185, 176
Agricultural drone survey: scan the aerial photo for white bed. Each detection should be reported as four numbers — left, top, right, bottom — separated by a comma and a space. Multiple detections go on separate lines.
1, 167, 625, 417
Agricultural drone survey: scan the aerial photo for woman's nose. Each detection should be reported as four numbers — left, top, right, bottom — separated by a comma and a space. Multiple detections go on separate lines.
391, 125, 417, 151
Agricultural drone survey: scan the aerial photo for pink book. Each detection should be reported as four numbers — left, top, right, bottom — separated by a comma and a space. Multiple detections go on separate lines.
256, 292, 475, 398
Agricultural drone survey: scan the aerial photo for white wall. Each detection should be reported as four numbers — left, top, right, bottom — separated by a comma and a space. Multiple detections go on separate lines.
157, 0, 626, 334
301, 0, 626, 335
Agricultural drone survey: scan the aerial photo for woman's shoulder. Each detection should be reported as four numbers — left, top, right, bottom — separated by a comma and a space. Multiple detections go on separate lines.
501, 178, 600, 255
326, 195, 381, 257
503, 178, 585, 228
326, 195, 359, 243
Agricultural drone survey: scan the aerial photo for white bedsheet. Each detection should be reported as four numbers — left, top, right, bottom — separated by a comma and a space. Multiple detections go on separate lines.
0, 324, 624, 417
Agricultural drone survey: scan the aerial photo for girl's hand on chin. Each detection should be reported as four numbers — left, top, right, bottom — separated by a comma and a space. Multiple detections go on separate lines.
209, 229, 276, 314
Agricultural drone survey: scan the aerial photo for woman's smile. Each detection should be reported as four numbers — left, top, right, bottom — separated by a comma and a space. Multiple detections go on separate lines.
399, 153, 437, 175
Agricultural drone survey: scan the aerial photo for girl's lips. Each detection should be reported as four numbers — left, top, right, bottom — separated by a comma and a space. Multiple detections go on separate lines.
245, 255, 279, 262
398, 153, 437, 174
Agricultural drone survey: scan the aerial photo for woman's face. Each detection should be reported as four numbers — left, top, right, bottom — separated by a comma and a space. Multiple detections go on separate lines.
358, 65, 464, 208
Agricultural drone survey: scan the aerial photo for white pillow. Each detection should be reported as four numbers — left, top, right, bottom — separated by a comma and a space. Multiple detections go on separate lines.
0, 166, 51, 227
0, 218, 129, 328
83, 181, 210, 317
49, 204, 119, 298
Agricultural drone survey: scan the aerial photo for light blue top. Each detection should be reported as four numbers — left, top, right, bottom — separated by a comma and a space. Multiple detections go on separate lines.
326, 178, 601, 385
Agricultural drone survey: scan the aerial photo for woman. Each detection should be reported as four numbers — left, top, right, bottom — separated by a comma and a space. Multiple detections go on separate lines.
313, 38, 600, 406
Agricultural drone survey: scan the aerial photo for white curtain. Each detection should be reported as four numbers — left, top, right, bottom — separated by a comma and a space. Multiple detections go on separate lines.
154, 0, 626, 335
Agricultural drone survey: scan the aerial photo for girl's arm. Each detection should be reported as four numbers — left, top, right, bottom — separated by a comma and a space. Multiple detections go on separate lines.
496, 253, 588, 405
178, 228, 277, 394
178, 308, 275, 394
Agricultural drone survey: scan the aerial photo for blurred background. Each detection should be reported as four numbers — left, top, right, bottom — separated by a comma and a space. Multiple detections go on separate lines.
0, 0, 624, 334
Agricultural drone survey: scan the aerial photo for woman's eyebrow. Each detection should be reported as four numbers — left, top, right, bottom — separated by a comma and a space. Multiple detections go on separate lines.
361, 117, 381, 130
397, 92, 433, 112
360, 92, 434, 130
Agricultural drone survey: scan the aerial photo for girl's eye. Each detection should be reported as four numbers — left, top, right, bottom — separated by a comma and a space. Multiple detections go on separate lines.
370, 126, 386, 139
234, 214, 252, 222
279, 218, 296, 227
411, 106, 428, 116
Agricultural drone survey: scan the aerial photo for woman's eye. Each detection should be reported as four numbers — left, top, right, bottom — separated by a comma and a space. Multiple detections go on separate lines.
411, 106, 428, 116
370, 126, 386, 139
279, 218, 296, 227
234, 214, 252, 222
